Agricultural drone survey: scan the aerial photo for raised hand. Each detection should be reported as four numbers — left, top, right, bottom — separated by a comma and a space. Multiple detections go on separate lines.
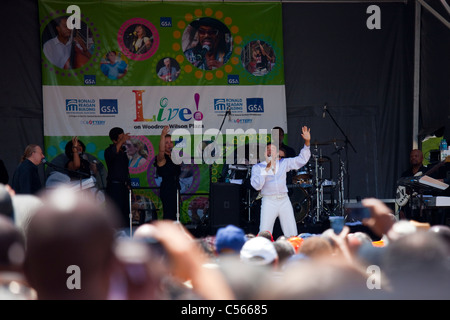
301, 126, 311, 146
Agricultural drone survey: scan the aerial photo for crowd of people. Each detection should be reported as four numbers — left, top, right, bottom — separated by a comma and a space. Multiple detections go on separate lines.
1, 126, 449, 300
0, 181, 449, 300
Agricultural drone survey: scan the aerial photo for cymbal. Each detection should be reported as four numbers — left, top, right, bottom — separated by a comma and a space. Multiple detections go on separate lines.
311, 140, 331, 146
325, 138, 345, 144
310, 156, 331, 164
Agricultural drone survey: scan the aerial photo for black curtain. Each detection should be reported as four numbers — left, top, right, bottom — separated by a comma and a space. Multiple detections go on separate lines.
0, 0, 43, 184
419, 1, 450, 140
283, 2, 415, 200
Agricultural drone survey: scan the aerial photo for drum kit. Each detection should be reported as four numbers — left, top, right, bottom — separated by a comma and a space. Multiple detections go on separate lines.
288, 139, 346, 225
228, 138, 348, 226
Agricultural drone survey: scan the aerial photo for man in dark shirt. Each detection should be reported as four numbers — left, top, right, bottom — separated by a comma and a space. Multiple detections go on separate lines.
155, 125, 181, 221
104, 127, 131, 229
398, 149, 429, 220
11, 145, 45, 195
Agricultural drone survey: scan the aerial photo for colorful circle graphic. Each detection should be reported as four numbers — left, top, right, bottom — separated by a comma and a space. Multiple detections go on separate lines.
117, 18, 159, 61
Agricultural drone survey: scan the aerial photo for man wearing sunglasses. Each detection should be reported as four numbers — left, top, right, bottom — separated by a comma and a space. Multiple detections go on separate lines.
184, 17, 232, 70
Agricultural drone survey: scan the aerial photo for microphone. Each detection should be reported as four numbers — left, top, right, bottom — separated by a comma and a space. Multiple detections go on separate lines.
322, 104, 327, 118
81, 153, 89, 162
42, 158, 58, 169
196, 44, 210, 62
227, 108, 231, 121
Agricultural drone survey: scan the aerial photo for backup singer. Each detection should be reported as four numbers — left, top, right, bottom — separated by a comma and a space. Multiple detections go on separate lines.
105, 127, 131, 228
155, 126, 181, 221
65, 136, 97, 180
250, 126, 311, 237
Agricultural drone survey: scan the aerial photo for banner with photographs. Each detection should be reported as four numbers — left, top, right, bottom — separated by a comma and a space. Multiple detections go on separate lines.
39, 1, 286, 224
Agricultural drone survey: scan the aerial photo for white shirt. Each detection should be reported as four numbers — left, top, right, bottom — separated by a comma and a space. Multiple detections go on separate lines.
43, 36, 72, 69
250, 145, 311, 196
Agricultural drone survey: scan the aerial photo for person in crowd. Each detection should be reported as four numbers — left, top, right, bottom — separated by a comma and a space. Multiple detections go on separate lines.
0, 215, 36, 300
257, 230, 274, 242
0, 183, 14, 220
23, 187, 119, 299
250, 126, 311, 237
240, 236, 278, 269
11, 145, 45, 195
104, 127, 131, 229
273, 238, 295, 268
298, 236, 333, 259
154, 126, 181, 221
150, 220, 234, 299
215, 224, 247, 256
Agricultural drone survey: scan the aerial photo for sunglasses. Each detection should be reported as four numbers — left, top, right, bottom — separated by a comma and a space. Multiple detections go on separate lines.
198, 28, 219, 36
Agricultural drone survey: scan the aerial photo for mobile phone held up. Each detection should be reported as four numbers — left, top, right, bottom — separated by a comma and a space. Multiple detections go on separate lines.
345, 203, 371, 221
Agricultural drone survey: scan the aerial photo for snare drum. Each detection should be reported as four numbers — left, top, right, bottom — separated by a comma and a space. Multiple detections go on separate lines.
292, 170, 313, 187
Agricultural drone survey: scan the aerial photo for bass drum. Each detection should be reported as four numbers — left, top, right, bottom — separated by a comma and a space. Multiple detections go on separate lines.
288, 186, 311, 223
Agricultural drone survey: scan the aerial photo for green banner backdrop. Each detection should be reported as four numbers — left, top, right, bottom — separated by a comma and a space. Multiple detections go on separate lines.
39, 1, 286, 224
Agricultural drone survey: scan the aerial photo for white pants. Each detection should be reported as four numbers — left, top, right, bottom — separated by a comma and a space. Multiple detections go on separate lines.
260, 194, 298, 237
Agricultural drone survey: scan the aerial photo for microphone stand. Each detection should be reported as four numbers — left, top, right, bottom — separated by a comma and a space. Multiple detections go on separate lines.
43, 160, 90, 190
323, 106, 357, 212
205, 108, 230, 232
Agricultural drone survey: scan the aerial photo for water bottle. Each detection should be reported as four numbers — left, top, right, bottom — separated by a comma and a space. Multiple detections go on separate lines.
440, 138, 448, 161
441, 138, 447, 151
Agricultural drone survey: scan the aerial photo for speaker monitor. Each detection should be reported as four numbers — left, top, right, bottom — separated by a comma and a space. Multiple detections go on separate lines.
210, 183, 241, 229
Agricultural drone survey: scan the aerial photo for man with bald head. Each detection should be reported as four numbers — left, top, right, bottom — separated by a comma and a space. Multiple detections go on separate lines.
398, 149, 428, 220
401, 149, 427, 177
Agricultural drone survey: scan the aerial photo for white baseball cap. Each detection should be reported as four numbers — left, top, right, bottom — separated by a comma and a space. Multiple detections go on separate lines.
240, 236, 278, 265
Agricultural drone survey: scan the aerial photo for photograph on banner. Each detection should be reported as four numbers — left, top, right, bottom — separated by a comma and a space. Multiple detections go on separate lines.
117, 18, 159, 61
39, 1, 285, 86
125, 135, 154, 174
186, 195, 209, 225
156, 57, 181, 82
182, 17, 232, 71
41, 15, 94, 70
131, 189, 159, 225
241, 40, 276, 76
100, 51, 129, 80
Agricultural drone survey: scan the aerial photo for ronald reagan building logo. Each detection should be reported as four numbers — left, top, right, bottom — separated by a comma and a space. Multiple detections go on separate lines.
65, 98, 118, 115
65, 98, 96, 115
213, 98, 244, 113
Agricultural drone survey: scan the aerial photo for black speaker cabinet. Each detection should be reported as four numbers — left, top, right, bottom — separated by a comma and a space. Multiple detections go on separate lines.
210, 183, 241, 230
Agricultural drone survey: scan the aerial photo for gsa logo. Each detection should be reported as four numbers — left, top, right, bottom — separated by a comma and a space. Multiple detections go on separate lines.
160, 17, 172, 27
130, 178, 140, 188
84, 75, 96, 85
227, 75, 239, 85
99, 99, 118, 114
246, 98, 264, 113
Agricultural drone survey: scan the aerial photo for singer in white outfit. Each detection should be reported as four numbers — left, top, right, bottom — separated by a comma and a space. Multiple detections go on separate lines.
250, 126, 311, 237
